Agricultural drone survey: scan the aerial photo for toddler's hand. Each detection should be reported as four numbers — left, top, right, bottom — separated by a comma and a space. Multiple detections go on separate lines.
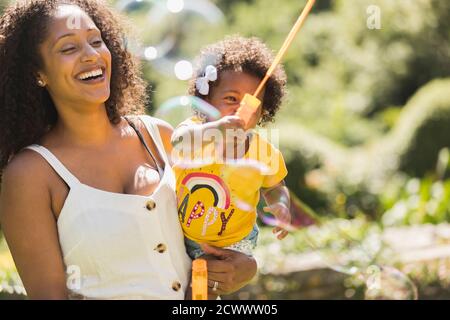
211, 116, 247, 158
263, 203, 291, 240
215, 115, 245, 132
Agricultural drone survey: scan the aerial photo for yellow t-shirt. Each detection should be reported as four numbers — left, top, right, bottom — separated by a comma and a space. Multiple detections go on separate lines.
173, 118, 288, 247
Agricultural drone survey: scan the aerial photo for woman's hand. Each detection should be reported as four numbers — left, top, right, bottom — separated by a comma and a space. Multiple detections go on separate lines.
200, 243, 257, 298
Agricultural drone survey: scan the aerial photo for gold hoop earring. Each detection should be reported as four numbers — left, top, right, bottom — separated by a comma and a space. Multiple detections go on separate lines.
37, 79, 45, 87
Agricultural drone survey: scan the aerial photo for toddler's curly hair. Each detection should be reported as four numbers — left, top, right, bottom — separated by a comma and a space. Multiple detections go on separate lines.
188, 35, 287, 125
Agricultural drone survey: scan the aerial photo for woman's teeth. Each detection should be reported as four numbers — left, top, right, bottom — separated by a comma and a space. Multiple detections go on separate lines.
77, 69, 103, 81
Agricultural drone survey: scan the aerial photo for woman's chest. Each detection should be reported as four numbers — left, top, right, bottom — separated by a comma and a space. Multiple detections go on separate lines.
49, 149, 161, 218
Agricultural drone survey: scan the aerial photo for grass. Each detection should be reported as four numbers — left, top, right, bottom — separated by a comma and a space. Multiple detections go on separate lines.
0, 237, 25, 297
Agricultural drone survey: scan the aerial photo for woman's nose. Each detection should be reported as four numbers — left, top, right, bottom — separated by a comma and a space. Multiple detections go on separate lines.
80, 43, 100, 62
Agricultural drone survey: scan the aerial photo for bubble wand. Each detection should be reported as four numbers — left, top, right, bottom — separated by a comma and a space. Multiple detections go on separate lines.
237, 0, 316, 129
192, 258, 208, 300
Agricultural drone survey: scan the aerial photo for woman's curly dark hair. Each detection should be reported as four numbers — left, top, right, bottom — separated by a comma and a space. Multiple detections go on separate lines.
188, 35, 287, 125
0, 0, 147, 171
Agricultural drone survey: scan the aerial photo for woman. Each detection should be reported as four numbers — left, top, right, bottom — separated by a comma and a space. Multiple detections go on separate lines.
0, 0, 256, 299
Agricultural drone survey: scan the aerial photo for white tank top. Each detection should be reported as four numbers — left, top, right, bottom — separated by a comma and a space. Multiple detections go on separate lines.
25, 115, 191, 299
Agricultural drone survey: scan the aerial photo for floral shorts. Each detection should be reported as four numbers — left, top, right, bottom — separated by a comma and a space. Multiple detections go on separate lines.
184, 224, 259, 259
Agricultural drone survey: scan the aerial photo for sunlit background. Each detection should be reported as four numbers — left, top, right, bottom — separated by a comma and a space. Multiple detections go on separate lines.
1, 0, 450, 299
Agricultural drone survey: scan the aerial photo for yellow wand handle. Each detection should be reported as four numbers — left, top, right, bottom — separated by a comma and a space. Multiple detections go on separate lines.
192, 258, 208, 300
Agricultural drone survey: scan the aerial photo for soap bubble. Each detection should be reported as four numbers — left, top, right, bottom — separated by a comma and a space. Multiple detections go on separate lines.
155, 92, 419, 300
155, 95, 220, 127
258, 192, 418, 299
364, 265, 418, 300
116, 0, 224, 77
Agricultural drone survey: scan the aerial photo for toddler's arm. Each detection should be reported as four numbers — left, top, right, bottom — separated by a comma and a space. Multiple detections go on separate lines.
261, 180, 291, 240
171, 116, 245, 152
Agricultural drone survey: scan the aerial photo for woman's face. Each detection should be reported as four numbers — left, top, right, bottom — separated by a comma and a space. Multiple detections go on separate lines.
37, 5, 112, 109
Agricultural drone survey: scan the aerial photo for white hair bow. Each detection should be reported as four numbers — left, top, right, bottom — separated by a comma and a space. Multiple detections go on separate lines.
195, 65, 218, 95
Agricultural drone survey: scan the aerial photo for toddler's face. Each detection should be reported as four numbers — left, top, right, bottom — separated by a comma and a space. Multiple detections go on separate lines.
206, 70, 265, 119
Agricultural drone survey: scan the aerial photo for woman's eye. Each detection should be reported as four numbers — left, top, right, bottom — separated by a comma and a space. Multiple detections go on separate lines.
92, 40, 103, 46
61, 47, 76, 53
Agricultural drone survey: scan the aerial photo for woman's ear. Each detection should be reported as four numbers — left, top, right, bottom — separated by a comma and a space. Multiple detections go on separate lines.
35, 71, 48, 87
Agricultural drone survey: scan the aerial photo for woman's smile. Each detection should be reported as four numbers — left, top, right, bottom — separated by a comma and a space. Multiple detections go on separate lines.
75, 66, 107, 85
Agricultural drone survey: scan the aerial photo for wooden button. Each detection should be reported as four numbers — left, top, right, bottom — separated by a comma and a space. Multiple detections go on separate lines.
146, 200, 156, 211
172, 281, 181, 291
154, 243, 167, 253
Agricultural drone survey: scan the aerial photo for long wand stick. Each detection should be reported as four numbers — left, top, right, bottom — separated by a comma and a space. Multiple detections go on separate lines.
254, 0, 316, 97
237, 0, 316, 129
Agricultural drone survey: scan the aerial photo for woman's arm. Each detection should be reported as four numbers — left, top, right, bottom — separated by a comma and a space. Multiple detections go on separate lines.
0, 152, 68, 299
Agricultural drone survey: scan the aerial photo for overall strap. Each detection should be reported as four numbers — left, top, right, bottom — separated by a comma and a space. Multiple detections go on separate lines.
124, 116, 164, 176
25, 145, 80, 188
137, 115, 171, 165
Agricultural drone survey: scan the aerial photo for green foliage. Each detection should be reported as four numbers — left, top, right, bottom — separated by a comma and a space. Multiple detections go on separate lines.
212, 0, 450, 145
382, 79, 450, 177
381, 176, 450, 227
256, 216, 380, 273
107, 0, 448, 146
341, 78, 450, 187
0, 0, 8, 11
290, 79, 450, 216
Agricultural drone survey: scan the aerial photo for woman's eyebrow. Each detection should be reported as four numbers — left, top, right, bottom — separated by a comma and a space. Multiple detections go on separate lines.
52, 28, 100, 47
53, 33, 75, 47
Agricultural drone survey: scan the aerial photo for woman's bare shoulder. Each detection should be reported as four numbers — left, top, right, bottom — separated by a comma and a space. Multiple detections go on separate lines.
1, 148, 52, 191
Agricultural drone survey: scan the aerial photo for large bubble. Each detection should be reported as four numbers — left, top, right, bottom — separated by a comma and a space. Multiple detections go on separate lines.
257, 191, 419, 299
116, 0, 225, 79
155, 95, 220, 127
155, 93, 419, 300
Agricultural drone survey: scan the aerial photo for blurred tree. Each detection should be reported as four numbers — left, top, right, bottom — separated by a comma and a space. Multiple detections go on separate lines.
115, 0, 450, 217
293, 78, 450, 217
2, 0, 449, 219
215, 0, 450, 145
0, 0, 9, 12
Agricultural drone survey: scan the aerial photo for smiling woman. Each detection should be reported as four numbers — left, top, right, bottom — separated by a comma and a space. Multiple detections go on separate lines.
0, 0, 146, 168
0, 0, 257, 300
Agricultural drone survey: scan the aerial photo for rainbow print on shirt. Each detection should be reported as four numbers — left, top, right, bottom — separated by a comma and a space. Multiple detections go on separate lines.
177, 172, 235, 238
